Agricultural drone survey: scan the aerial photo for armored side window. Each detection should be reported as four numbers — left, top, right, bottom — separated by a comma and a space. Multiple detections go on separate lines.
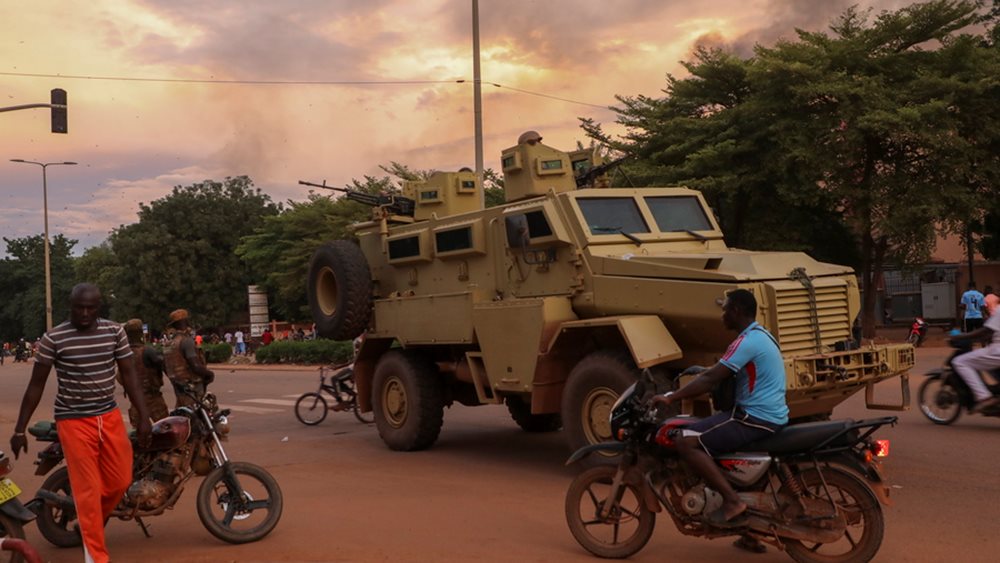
435, 226, 472, 252
644, 196, 712, 232
505, 210, 553, 248
577, 197, 650, 235
387, 235, 421, 260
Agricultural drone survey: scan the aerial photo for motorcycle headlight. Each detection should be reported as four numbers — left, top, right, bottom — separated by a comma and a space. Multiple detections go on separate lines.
216, 415, 231, 436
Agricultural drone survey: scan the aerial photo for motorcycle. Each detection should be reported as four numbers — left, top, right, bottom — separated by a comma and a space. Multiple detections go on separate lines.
11, 346, 28, 363
906, 317, 929, 347
564, 371, 895, 562
0, 450, 40, 563
918, 338, 1000, 424
27, 384, 283, 547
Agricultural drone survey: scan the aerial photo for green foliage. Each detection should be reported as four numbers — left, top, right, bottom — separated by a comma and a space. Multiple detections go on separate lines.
74, 243, 120, 314
483, 168, 505, 208
253, 339, 354, 364
237, 175, 398, 321
202, 342, 233, 363
0, 234, 78, 340
587, 0, 998, 336
106, 176, 280, 331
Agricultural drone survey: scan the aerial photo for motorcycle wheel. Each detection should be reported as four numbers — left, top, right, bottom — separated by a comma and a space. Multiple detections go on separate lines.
35, 467, 83, 548
565, 465, 655, 559
906, 332, 919, 346
0, 513, 27, 563
918, 378, 962, 425
784, 467, 884, 563
196, 461, 283, 544
294, 392, 329, 426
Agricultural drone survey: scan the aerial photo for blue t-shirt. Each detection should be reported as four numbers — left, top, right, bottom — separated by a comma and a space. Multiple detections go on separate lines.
962, 290, 985, 319
719, 322, 789, 425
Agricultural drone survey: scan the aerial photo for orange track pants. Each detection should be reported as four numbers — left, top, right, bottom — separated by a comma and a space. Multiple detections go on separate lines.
58, 409, 133, 563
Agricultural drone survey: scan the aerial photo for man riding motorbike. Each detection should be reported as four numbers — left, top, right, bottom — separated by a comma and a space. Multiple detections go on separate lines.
161, 309, 215, 408
652, 289, 788, 528
951, 293, 1000, 413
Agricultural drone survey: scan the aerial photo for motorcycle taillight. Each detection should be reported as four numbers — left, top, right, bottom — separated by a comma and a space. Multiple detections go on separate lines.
873, 439, 890, 458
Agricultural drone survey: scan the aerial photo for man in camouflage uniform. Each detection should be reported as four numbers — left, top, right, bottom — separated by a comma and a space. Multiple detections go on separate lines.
120, 319, 170, 425
162, 309, 215, 407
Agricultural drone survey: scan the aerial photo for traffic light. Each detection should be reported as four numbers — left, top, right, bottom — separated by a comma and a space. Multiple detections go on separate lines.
51, 88, 67, 134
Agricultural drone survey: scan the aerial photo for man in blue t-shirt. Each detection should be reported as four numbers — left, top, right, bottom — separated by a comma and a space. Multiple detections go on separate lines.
654, 289, 788, 528
961, 282, 985, 332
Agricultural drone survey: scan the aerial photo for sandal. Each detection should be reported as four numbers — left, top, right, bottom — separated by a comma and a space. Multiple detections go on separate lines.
733, 535, 767, 554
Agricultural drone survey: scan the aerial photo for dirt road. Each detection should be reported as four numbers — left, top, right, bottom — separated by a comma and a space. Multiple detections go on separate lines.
0, 348, 997, 562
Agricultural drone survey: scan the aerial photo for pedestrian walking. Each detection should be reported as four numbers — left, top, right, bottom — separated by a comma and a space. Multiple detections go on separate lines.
234, 328, 246, 355
961, 282, 986, 332
8, 283, 152, 563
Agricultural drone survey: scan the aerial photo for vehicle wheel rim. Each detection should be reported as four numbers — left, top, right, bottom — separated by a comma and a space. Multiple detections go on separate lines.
920, 380, 959, 422
316, 266, 339, 316
581, 386, 616, 445
219, 492, 254, 521
383, 376, 407, 428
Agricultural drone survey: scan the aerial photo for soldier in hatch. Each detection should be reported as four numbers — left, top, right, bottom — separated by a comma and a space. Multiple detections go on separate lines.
162, 309, 215, 407
120, 319, 170, 425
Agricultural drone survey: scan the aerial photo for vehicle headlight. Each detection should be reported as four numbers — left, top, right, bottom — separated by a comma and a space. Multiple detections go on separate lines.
216, 416, 231, 436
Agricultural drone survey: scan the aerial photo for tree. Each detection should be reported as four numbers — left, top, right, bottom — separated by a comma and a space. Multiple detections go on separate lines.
74, 242, 120, 316
0, 234, 77, 340
106, 176, 279, 331
586, 0, 997, 337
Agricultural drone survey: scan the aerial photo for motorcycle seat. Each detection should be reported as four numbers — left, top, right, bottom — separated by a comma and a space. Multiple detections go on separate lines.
28, 420, 58, 442
744, 419, 854, 454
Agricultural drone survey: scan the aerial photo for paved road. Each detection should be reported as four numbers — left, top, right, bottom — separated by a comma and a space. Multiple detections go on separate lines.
1, 348, 997, 562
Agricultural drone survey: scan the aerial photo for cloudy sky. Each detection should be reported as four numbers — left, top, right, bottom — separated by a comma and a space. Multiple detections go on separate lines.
1, 0, 907, 254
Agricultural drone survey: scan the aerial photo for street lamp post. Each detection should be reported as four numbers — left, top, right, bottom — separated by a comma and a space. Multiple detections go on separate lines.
10, 159, 77, 331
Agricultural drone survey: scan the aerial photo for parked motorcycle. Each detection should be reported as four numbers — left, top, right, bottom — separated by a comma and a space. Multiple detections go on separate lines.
27, 384, 283, 547
918, 338, 1000, 424
0, 450, 39, 563
564, 371, 895, 562
906, 317, 929, 347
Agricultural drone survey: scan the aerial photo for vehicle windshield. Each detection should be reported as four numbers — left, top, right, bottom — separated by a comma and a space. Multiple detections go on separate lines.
578, 197, 649, 236
644, 196, 713, 233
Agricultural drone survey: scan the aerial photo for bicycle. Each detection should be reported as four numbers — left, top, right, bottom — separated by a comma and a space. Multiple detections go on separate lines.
295, 363, 373, 425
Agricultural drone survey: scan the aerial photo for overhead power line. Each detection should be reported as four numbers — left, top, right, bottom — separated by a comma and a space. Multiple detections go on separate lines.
0, 71, 456, 86
0, 71, 610, 109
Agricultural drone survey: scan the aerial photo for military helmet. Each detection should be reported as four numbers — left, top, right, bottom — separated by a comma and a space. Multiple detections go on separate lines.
517, 130, 543, 145
167, 309, 190, 327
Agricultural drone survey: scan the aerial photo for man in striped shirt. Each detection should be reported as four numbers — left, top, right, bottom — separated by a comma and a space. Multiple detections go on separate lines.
9, 283, 152, 563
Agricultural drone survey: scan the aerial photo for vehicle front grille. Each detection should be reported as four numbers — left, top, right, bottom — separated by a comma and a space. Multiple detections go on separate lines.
771, 279, 851, 356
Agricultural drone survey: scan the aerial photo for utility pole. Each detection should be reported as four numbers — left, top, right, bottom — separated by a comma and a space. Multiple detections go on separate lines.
10, 159, 78, 330
472, 0, 484, 208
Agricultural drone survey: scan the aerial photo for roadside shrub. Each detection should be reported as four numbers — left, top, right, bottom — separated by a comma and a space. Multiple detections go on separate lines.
254, 339, 354, 364
203, 342, 233, 363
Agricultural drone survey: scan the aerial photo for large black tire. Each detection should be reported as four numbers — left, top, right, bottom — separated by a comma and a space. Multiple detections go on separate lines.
506, 396, 562, 432
565, 465, 656, 559
562, 351, 638, 463
196, 461, 283, 544
35, 467, 82, 548
918, 377, 962, 425
372, 350, 445, 451
0, 513, 26, 563
784, 467, 884, 563
308, 240, 372, 341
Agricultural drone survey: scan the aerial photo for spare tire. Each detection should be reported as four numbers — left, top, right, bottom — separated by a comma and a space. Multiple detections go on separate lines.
308, 240, 372, 340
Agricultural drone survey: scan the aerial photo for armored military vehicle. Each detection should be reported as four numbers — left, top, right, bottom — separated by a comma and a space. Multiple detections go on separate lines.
306, 131, 912, 454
